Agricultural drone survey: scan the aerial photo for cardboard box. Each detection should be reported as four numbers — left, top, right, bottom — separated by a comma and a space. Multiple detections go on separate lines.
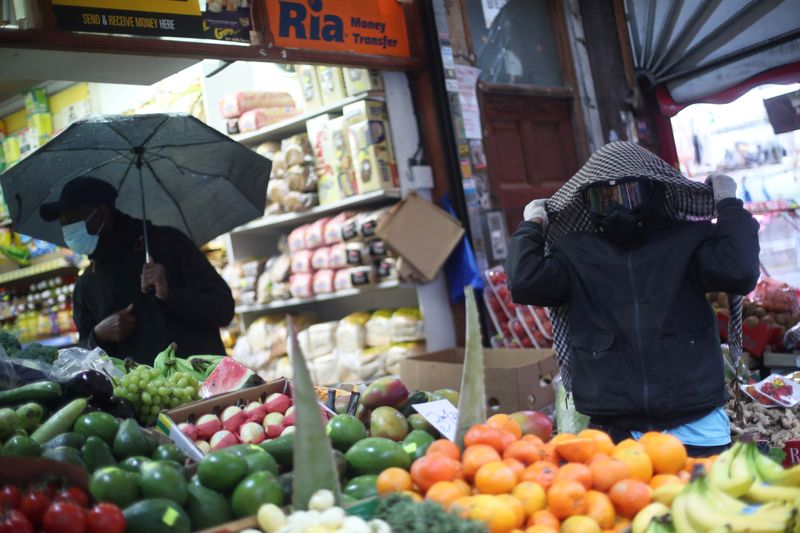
400, 348, 558, 413
297, 64, 323, 111
24, 88, 48, 115
343, 68, 383, 96
376, 192, 465, 282
316, 66, 347, 106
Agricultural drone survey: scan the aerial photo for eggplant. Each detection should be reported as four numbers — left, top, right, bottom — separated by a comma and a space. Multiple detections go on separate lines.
63, 370, 113, 402
92, 395, 137, 419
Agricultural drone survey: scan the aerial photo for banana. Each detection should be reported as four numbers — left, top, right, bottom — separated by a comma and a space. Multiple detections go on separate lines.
632, 502, 671, 533
652, 483, 685, 507
745, 445, 800, 503
708, 442, 756, 497
671, 493, 702, 533
750, 446, 789, 484
646, 520, 677, 533
174, 358, 204, 381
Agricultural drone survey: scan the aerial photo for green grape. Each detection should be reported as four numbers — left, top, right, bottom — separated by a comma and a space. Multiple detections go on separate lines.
138, 379, 148, 389
183, 386, 195, 398
141, 392, 152, 405
158, 387, 169, 397
187, 377, 199, 388
176, 378, 188, 388
169, 397, 180, 408
127, 383, 139, 393
150, 405, 160, 415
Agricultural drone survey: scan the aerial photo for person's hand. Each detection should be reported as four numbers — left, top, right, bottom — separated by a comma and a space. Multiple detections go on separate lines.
524, 199, 549, 228
141, 262, 169, 300
93, 304, 136, 343
705, 173, 737, 204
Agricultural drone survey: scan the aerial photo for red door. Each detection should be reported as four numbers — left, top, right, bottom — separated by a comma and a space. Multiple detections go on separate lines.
481, 90, 580, 230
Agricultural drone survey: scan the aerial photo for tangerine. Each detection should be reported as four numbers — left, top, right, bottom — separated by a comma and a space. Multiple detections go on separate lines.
465, 424, 505, 453
553, 462, 592, 491
450, 496, 473, 518
475, 461, 518, 495
504, 440, 543, 466
578, 429, 615, 456
498, 429, 518, 451
467, 494, 519, 533
612, 517, 631, 532
488, 414, 523, 440
648, 474, 684, 490
453, 478, 472, 496
463, 444, 503, 481
519, 461, 559, 490
426, 481, 465, 509
524, 526, 558, 533
587, 454, 628, 492
561, 515, 602, 533
497, 494, 526, 528
410, 453, 463, 493
547, 480, 587, 519
584, 490, 615, 529
427, 439, 461, 461
400, 490, 422, 502
376, 467, 413, 495
527, 509, 560, 529
608, 479, 651, 519
504, 458, 526, 479
611, 447, 653, 483
614, 438, 644, 453
639, 432, 687, 475
549, 433, 576, 446
521, 434, 545, 446
554, 438, 597, 463
537, 443, 557, 463
511, 481, 547, 516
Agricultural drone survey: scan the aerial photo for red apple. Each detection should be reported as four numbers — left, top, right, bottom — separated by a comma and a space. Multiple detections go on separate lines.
210, 429, 239, 450
195, 414, 222, 440
265, 393, 292, 414
221, 405, 247, 433
244, 401, 268, 424
178, 422, 198, 441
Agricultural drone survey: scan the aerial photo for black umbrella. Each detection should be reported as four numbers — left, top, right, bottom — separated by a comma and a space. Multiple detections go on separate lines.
0, 113, 271, 257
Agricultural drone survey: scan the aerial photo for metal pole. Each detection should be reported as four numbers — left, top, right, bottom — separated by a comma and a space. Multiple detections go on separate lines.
137, 157, 151, 263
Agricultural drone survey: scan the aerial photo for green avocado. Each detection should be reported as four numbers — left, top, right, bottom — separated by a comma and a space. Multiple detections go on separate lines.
81, 435, 117, 472
113, 419, 150, 460
185, 484, 232, 530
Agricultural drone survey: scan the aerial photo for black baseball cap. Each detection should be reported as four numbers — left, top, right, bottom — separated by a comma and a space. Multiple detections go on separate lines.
40, 177, 118, 222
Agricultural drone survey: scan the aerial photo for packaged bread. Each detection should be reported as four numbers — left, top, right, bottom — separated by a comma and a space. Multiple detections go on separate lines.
281, 134, 313, 167
286, 163, 318, 193
268, 254, 292, 283
336, 311, 370, 353
298, 328, 311, 360
271, 281, 291, 300
366, 309, 394, 347
226, 119, 240, 135
256, 272, 272, 304
238, 106, 298, 133
324, 212, 353, 245
267, 179, 289, 205
270, 151, 287, 179
334, 266, 374, 291
288, 227, 307, 252
384, 341, 426, 375
375, 257, 397, 282
359, 346, 389, 381
291, 250, 313, 273
367, 239, 388, 260
220, 91, 296, 119
345, 242, 369, 266
304, 217, 329, 249
282, 191, 318, 212
359, 207, 391, 239
289, 273, 313, 299
256, 141, 281, 159
340, 213, 361, 242
311, 246, 331, 270
390, 308, 425, 342
310, 354, 339, 386
329, 243, 347, 269
333, 269, 353, 291
312, 269, 335, 294
308, 321, 338, 359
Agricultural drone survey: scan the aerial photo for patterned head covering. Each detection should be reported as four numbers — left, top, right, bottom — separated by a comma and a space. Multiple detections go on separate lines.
544, 141, 743, 391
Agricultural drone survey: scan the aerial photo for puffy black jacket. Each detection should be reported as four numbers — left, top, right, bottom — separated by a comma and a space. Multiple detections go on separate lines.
505, 198, 760, 430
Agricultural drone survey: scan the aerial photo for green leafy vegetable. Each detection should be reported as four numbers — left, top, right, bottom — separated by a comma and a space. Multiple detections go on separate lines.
373, 494, 486, 532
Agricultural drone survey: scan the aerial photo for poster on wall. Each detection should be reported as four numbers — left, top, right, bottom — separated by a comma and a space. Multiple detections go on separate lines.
456, 65, 483, 140
265, 0, 410, 58
51, 0, 205, 37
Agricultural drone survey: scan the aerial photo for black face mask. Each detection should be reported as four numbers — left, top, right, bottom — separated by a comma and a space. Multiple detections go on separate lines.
598, 206, 648, 243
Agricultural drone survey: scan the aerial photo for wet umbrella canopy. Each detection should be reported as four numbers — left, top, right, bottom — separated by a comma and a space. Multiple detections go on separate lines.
0, 113, 271, 250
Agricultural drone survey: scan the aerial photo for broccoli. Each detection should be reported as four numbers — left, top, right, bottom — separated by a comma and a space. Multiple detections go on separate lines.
13, 343, 58, 364
0, 332, 21, 356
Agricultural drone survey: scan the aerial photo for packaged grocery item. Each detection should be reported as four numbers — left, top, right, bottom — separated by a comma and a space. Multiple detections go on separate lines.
329, 243, 347, 269
270, 151, 287, 179
366, 309, 393, 347
336, 312, 370, 353
289, 273, 313, 299
288, 226, 307, 252
220, 91, 296, 119
226, 119, 240, 135
384, 341, 426, 375
298, 327, 312, 360
305, 217, 329, 249
282, 134, 313, 167
271, 281, 291, 300
311, 246, 331, 270
312, 269, 335, 294
324, 212, 352, 245
359, 208, 391, 239
282, 191, 318, 212
316, 66, 347, 105
359, 346, 389, 380
348, 120, 398, 193
296, 64, 323, 111
333, 268, 353, 291
346, 242, 369, 266
340, 213, 360, 241
24, 88, 48, 114
286, 163, 318, 193
375, 257, 397, 282
291, 249, 313, 273
308, 322, 338, 359
325, 117, 357, 197
256, 272, 272, 304
268, 254, 292, 283
367, 239, 388, 259
310, 353, 338, 386
350, 266, 375, 288
306, 114, 334, 173
238, 106, 298, 133
267, 179, 289, 206
389, 308, 424, 342
343, 68, 383, 96
316, 173, 344, 206
256, 141, 281, 159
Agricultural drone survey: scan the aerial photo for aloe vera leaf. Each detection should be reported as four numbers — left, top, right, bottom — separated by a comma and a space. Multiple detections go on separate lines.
288, 316, 342, 509
455, 286, 487, 449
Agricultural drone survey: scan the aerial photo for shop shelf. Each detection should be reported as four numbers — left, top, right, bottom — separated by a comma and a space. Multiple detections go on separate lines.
0, 257, 78, 287
231, 189, 401, 235
235, 280, 411, 315
230, 92, 383, 146
23, 333, 79, 349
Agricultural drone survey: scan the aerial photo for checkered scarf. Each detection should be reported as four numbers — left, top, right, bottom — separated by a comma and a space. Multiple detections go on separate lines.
544, 142, 743, 391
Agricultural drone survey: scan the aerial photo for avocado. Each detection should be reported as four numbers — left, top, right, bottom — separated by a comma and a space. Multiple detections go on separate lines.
259, 433, 294, 470
113, 419, 150, 460
43, 432, 86, 451
185, 484, 232, 530
123, 499, 191, 533
42, 446, 86, 468
82, 435, 117, 472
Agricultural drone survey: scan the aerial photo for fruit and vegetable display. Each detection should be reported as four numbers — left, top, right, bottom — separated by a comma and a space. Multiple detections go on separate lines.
483, 267, 553, 349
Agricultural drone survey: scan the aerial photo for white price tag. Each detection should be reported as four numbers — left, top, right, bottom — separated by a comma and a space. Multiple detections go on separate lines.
412, 400, 459, 441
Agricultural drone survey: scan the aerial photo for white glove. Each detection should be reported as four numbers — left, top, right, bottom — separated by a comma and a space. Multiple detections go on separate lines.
524, 199, 548, 227
705, 173, 737, 204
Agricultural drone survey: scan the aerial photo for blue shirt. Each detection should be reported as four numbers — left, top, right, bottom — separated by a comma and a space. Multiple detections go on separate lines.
631, 407, 731, 447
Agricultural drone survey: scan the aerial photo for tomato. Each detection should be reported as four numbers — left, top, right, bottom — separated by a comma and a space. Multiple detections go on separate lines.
0, 509, 34, 533
43, 481, 62, 499
57, 487, 89, 508
42, 502, 86, 533
86, 504, 125, 533
19, 489, 51, 526
0, 486, 20, 509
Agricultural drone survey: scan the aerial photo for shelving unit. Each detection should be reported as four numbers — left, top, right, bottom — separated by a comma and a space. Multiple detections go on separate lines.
236, 281, 411, 314
0, 257, 78, 287
23, 333, 79, 349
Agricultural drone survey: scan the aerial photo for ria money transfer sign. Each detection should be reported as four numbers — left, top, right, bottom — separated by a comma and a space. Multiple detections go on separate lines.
51, 0, 204, 38
266, 0, 410, 58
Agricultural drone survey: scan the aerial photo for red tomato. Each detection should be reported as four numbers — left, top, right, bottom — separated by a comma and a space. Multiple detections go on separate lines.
19, 489, 51, 526
42, 502, 86, 533
86, 504, 124, 533
43, 481, 61, 499
0, 486, 20, 509
56, 487, 89, 508
0, 509, 34, 533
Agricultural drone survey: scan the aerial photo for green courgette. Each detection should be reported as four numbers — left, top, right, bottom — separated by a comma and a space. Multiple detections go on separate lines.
31, 398, 88, 444
0, 381, 62, 405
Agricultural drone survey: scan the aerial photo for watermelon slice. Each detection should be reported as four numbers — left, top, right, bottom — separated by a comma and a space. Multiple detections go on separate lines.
199, 357, 264, 398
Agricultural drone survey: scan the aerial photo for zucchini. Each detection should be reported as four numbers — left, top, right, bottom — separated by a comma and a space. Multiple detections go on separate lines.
31, 398, 88, 444
0, 381, 62, 405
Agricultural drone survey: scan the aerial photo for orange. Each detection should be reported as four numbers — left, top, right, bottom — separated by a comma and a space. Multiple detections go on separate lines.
554, 438, 597, 464
463, 444, 503, 481
475, 461, 518, 495
649, 474, 684, 490
427, 439, 461, 461
465, 424, 505, 453
511, 481, 546, 516
578, 429, 616, 456
519, 461, 559, 490
608, 479, 651, 519
614, 438, 644, 453
453, 478, 472, 496
612, 517, 631, 532
547, 480, 587, 519
639, 432, 687, 475
549, 433, 576, 446
587, 454, 629, 492
527, 509, 560, 529
467, 494, 519, 533
553, 462, 592, 491
400, 490, 422, 502
504, 440, 543, 466
498, 429, 518, 451
524, 526, 558, 533
488, 414, 523, 440
497, 494, 526, 528
376, 467, 413, 494
611, 447, 653, 483
504, 458, 526, 479
521, 434, 545, 446
537, 443, 557, 463
584, 490, 615, 529
426, 481, 465, 509
561, 515, 602, 533
450, 496, 473, 518
410, 453, 463, 493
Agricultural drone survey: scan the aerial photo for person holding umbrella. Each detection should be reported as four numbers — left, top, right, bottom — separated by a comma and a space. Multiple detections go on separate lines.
506, 142, 760, 457
40, 176, 234, 363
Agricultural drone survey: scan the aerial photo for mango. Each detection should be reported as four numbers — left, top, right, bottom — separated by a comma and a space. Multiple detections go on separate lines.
361, 377, 409, 410
369, 407, 409, 442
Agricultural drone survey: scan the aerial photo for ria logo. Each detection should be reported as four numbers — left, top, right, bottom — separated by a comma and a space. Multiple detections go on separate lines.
278, 0, 344, 42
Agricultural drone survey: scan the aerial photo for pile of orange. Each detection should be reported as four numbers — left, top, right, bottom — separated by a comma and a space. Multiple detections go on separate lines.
375, 415, 697, 533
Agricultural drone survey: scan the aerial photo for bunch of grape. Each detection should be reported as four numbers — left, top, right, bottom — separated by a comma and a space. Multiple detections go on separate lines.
114, 365, 200, 426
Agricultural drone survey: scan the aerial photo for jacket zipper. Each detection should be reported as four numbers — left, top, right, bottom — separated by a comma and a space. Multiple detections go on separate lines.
627, 251, 651, 427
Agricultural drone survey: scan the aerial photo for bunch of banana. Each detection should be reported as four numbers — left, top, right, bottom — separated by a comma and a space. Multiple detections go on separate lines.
186, 354, 224, 380
153, 343, 223, 382
153, 343, 180, 378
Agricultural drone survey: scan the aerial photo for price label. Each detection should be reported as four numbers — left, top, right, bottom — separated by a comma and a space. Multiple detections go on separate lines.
412, 400, 459, 441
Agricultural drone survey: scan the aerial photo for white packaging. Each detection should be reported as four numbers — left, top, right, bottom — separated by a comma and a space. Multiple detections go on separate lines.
308, 321, 338, 359
335, 312, 370, 353
389, 308, 425, 342
365, 310, 393, 347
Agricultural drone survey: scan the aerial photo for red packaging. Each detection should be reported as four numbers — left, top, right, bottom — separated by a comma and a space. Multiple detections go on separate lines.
289, 273, 314, 299
329, 243, 347, 269
324, 212, 354, 245
313, 270, 335, 294
288, 225, 307, 252
290, 250, 313, 274
305, 217, 330, 250
311, 247, 331, 270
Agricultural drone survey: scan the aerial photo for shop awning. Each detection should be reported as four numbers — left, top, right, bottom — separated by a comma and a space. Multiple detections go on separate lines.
624, 0, 800, 107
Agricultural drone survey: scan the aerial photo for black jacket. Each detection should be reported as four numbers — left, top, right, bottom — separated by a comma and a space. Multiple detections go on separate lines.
73, 213, 234, 363
505, 198, 760, 430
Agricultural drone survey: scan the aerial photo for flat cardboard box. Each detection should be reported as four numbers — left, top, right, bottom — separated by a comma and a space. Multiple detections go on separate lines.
316, 66, 347, 106
400, 348, 558, 413
296, 64, 323, 111
343, 68, 383, 96
376, 192, 465, 282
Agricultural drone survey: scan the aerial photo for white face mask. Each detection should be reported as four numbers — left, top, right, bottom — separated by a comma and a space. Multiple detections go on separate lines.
62, 208, 104, 256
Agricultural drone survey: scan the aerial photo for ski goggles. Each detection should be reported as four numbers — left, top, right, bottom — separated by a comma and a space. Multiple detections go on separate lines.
585, 180, 651, 216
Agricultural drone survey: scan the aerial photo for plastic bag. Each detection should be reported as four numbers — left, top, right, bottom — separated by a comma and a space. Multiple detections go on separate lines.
752, 277, 799, 314
0, 348, 20, 390
553, 374, 589, 434
785, 323, 800, 351
49, 347, 124, 381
